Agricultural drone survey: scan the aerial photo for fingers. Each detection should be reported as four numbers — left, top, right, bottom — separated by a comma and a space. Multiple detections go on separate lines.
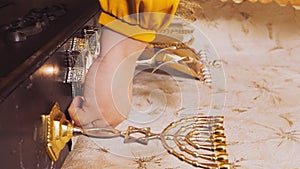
68, 96, 100, 127
68, 96, 84, 126
68, 96, 117, 128
68, 96, 83, 114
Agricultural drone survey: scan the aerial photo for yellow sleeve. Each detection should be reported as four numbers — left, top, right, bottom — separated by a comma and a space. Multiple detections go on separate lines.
98, 0, 180, 42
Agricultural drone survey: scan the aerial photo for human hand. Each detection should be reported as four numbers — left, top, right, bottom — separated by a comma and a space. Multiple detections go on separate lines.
68, 28, 147, 128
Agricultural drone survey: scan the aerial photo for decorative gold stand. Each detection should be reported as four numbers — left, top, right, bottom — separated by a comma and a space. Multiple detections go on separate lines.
42, 103, 232, 168
41, 103, 82, 161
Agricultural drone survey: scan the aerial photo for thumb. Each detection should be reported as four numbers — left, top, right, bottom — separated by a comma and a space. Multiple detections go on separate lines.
68, 96, 92, 126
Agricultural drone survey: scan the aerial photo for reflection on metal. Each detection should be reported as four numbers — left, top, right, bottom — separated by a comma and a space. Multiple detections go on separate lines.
42, 103, 231, 168
138, 18, 222, 87
63, 26, 100, 96
138, 48, 213, 86
64, 67, 85, 83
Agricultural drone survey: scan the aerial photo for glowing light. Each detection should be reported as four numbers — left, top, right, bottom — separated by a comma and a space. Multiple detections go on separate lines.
40, 65, 59, 76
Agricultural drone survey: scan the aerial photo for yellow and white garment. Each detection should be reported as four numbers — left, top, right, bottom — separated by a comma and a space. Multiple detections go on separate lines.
98, 0, 180, 42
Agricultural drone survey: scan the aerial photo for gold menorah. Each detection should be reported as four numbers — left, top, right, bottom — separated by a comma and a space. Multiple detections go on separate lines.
42, 103, 231, 169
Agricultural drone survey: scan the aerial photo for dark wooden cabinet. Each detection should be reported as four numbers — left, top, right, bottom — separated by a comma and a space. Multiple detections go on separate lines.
0, 0, 100, 168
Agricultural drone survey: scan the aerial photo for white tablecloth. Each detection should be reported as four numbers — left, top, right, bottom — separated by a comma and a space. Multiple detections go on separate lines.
62, 1, 300, 168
